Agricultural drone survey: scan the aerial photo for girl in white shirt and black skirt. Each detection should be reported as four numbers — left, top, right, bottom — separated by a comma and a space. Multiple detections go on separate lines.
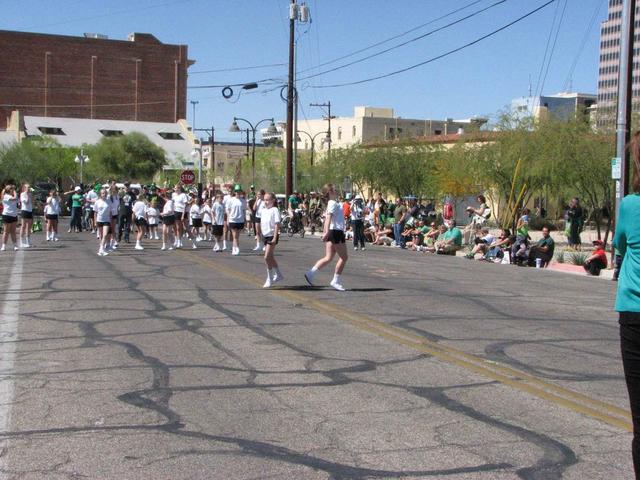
304, 184, 348, 291
261, 193, 283, 288
19, 183, 34, 248
1, 184, 19, 251
44, 189, 61, 242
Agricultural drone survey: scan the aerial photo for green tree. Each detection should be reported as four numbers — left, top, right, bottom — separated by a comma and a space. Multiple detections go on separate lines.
88, 132, 165, 181
0, 137, 76, 186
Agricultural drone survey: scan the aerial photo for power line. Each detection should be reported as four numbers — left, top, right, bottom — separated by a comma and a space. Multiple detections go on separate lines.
562, 0, 604, 92
310, 0, 556, 89
297, 0, 507, 82
190, 63, 287, 75
296, 0, 489, 75
532, 0, 561, 104
538, 0, 568, 98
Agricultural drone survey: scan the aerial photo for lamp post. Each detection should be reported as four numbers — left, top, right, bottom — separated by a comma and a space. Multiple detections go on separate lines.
229, 117, 278, 186
296, 130, 328, 167
74, 149, 89, 186
190, 100, 199, 130
193, 127, 215, 190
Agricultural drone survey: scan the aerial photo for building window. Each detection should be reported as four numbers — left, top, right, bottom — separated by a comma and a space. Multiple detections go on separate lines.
99, 129, 123, 137
37, 127, 65, 135
337, 127, 342, 140
157, 132, 184, 140
352, 125, 356, 138
434, 129, 442, 135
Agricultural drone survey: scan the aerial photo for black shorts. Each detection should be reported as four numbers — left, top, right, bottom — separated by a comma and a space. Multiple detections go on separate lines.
135, 217, 148, 227
2, 215, 18, 224
162, 215, 175, 226
191, 218, 203, 228
203, 221, 212, 226
212, 224, 224, 236
229, 222, 244, 230
112, 215, 118, 220
175, 210, 186, 220
45, 214, 59, 221
326, 229, 346, 244
97, 221, 111, 228
263, 235, 278, 246
20, 211, 33, 219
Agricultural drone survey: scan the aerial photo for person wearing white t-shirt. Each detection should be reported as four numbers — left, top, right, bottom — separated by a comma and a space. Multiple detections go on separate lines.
211, 193, 225, 252
172, 185, 189, 248
188, 198, 203, 249
226, 187, 247, 255
1, 184, 19, 251
44, 189, 62, 242
159, 192, 176, 251
94, 189, 112, 256
84, 188, 98, 233
304, 183, 348, 291
132, 198, 148, 250
202, 198, 213, 241
106, 184, 120, 250
252, 189, 266, 251
260, 193, 283, 288
19, 183, 34, 248
222, 190, 232, 250
146, 199, 160, 240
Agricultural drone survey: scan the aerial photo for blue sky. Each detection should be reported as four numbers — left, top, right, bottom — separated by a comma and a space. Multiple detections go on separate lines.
3, 0, 605, 142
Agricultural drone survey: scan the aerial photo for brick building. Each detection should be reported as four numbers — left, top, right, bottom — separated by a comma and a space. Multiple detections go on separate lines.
0, 30, 192, 128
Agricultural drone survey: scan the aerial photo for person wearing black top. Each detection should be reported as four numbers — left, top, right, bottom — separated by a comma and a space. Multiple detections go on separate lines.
117, 183, 136, 243
567, 197, 583, 248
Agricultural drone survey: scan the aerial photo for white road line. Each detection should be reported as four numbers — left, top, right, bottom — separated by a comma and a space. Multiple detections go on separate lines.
0, 252, 24, 477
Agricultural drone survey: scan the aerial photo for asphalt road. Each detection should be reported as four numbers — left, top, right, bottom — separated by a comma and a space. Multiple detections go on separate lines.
0, 226, 632, 479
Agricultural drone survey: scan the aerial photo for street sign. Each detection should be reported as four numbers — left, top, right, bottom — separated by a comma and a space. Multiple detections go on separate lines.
612, 157, 622, 180
180, 170, 196, 185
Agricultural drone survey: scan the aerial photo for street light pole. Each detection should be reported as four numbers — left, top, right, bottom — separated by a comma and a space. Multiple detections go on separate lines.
190, 100, 199, 130
194, 127, 215, 193
229, 117, 276, 186
74, 149, 89, 186
297, 130, 328, 167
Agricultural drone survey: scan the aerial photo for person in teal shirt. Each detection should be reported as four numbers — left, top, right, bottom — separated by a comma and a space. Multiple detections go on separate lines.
435, 220, 462, 255
613, 131, 640, 478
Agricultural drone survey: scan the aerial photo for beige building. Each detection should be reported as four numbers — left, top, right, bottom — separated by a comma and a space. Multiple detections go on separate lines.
289, 106, 487, 153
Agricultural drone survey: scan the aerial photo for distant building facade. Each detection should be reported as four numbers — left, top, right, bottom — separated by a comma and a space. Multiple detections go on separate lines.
286, 106, 486, 153
0, 30, 192, 128
596, 0, 637, 128
511, 92, 597, 122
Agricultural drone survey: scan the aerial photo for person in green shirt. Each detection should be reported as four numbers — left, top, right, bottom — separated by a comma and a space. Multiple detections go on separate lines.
614, 132, 640, 478
527, 226, 554, 267
434, 220, 462, 255
63, 186, 84, 233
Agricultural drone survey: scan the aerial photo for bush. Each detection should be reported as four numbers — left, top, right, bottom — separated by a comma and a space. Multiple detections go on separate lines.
555, 250, 565, 263
569, 252, 588, 266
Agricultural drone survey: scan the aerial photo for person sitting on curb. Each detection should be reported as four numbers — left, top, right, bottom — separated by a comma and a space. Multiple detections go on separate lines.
584, 239, 608, 276
465, 227, 496, 259
435, 220, 463, 255
527, 226, 555, 267
423, 225, 448, 253
484, 229, 514, 262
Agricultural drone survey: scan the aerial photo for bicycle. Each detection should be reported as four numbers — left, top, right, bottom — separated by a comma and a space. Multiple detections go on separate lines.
286, 210, 305, 238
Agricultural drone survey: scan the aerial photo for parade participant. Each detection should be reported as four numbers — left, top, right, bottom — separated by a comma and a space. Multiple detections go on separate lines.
260, 192, 283, 288
304, 183, 348, 291
84, 186, 98, 233
172, 184, 189, 248
226, 185, 246, 255
107, 183, 120, 250
19, 183, 34, 248
211, 193, 225, 252
253, 189, 266, 251
189, 197, 203, 249
159, 191, 175, 251
1, 184, 19, 251
613, 130, 640, 479
117, 183, 135, 243
146, 199, 160, 240
132, 196, 148, 250
202, 198, 213, 241
44, 189, 61, 242
94, 188, 112, 256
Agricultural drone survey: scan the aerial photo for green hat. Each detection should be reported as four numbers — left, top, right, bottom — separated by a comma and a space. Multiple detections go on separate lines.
233, 184, 242, 192
93, 183, 102, 193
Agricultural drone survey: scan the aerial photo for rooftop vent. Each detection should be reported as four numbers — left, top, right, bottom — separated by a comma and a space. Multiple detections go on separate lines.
84, 33, 108, 40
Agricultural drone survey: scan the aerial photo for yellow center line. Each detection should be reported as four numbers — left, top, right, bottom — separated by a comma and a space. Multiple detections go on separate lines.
178, 250, 633, 432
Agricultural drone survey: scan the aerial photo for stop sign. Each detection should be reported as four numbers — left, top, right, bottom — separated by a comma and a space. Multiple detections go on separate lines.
180, 170, 195, 185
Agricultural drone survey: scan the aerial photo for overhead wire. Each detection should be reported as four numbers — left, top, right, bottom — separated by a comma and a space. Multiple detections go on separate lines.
296, 0, 508, 83
190, 63, 287, 75
538, 0, 568, 98
309, 0, 556, 89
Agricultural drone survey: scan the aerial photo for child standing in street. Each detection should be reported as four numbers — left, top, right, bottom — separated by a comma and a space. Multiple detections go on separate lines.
261, 193, 283, 288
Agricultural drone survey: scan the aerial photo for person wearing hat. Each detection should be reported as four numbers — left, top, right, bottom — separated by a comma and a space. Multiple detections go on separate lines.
63, 185, 84, 233
583, 239, 608, 276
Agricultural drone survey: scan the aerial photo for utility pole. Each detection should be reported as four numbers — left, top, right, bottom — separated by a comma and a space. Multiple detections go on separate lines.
310, 101, 334, 160
286, 0, 296, 202
190, 100, 199, 130
614, 0, 636, 226
194, 127, 215, 196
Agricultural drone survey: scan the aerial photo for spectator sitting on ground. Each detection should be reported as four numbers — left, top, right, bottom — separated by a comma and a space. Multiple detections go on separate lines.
527, 226, 555, 267
422, 221, 440, 248
465, 227, 496, 259
406, 219, 429, 251
484, 229, 513, 262
423, 225, 448, 253
435, 220, 463, 255
584, 239, 608, 276
373, 224, 394, 246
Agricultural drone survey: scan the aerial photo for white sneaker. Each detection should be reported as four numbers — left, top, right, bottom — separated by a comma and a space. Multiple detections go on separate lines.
361, 247, 366, 251
154, 234, 160, 240
232, 247, 239, 256
272, 271, 284, 284
222, 243, 227, 251
53, 236, 59, 242
13, 246, 19, 251
192, 243, 197, 249
161, 245, 166, 251
213, 244, 220, 252
262, 245, 266, 252
330, 280, 346, 291
354, 246, 359, 251
168, 246, 174, 251
263, 277, 272, 288
304, 270, 315, 286
0, 245, 4, 252
135, 244, 144, 250
253, 245, 261, 251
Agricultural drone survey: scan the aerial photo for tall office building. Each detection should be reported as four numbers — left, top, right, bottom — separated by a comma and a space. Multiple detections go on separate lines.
597, 0, 638, 128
